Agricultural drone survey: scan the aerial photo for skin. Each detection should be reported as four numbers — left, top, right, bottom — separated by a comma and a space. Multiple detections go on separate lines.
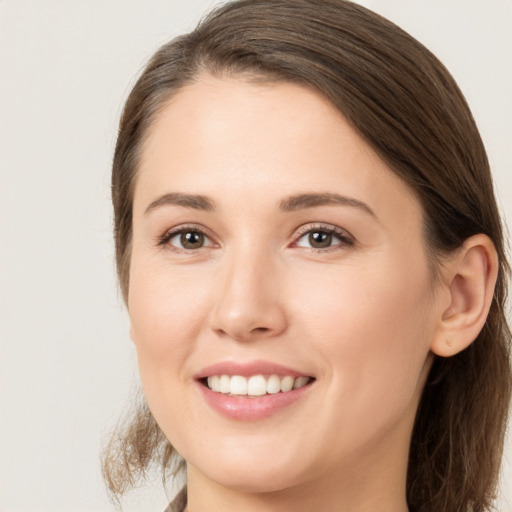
128, 75, 496, 511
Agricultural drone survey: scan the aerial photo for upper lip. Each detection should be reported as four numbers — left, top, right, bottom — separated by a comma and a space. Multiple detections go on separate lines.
195, 360, 313, 380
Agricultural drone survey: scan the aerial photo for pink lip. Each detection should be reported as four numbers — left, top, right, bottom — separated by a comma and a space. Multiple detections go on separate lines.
195, 360, 315, 421
195, 360, 311, 379
197, 381, 313, 421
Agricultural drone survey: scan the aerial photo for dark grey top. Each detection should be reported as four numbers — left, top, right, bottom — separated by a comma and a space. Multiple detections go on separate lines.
163, 486, 187, 512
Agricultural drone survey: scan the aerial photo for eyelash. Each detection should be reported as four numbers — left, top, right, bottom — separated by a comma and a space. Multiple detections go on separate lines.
157, 223, 355, 254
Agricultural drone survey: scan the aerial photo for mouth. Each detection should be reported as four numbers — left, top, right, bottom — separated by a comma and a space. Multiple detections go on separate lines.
201, 374, 314, 397
195, 361, 315, 419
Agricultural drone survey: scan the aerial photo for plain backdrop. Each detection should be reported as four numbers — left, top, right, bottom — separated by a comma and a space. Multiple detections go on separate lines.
0, 1, 510, 511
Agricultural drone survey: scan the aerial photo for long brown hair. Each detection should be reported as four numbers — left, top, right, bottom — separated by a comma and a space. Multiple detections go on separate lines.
105, 1, 511, 510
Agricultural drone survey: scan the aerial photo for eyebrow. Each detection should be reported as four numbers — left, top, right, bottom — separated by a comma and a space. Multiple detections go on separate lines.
144, 191, 375, 217
144, 192, 215, 215
279, 192, 375, 216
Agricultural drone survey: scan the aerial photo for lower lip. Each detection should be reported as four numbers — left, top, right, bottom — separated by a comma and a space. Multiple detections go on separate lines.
197, 381, 313, 421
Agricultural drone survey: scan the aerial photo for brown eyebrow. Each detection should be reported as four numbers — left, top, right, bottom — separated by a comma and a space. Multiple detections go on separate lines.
279, 192, 375, 216
144, 192, 215, 215
144, 191, 374, 217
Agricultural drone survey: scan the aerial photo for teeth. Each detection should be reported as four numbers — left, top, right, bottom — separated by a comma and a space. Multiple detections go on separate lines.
207, 375, 220, 392
230, 375, 248, 395
280, 376, 294, 393
293, 376, 309, 389
247, 375, 267, 396
266, 374, 281, 394
206, 374, 311, 396
219, 374, 230, 393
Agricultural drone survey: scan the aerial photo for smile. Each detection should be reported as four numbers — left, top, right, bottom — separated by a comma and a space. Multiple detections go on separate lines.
196, 361, 315, 420
205, 374, 313, 396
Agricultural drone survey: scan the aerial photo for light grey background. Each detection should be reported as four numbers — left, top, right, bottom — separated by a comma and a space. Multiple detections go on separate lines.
0, 1, 510, 511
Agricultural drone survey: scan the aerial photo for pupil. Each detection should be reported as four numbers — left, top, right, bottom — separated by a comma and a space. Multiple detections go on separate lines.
181, 231, 204, 248
309, 231, 332, 248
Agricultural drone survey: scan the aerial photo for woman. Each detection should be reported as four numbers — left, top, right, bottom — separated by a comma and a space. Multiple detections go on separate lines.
103, 1, 511, 510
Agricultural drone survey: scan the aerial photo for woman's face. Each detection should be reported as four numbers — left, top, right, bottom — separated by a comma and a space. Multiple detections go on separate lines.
129, 76, 443, 493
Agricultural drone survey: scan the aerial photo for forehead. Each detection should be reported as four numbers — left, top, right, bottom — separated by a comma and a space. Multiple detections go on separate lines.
140, 75, 355, 176
135, 74, 422, 230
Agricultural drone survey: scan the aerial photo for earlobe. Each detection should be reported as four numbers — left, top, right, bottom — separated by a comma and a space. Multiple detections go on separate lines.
431, 234, 498, 358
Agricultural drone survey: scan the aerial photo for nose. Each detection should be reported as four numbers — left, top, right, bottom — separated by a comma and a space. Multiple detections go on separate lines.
209, 249, 288, 342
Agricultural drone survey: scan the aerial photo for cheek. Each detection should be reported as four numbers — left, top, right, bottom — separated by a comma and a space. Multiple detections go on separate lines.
127, 262, 216, 445
291, 256, 434, 416
128, 258, 212, 388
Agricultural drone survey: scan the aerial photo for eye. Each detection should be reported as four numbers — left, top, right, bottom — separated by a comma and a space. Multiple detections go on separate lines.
294, 225, 354, 251
159, 226, 214, 252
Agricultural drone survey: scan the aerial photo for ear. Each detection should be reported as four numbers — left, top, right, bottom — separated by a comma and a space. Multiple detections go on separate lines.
431, 234, 498, 357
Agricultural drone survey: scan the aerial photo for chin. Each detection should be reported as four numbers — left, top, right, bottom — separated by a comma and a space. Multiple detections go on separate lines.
183, 437, 312, 494
201, 463, 305, 494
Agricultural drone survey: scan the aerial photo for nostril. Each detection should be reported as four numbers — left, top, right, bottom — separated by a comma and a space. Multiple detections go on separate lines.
251, 327, 271, 334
